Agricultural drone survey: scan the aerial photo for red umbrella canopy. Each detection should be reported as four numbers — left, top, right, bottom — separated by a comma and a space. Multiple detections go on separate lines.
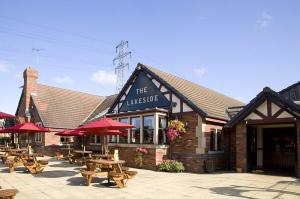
79, 118, 134, 131
82, 129, 123, 136
55, 129, 85, 137
0, 112, 15, 119
0, 122, 50, 134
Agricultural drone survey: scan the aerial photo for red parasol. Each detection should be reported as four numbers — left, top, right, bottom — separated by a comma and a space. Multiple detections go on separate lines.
78, 117, 134, 131
0, 122, 49, 134
78, 118, 133, 154
0, 112, 15, 119
55, 129, 85, 136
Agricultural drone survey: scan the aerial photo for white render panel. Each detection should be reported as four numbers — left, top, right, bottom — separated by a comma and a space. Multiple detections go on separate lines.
183, 103, 193, 112
164, 94, 170, 101
125, 85, 132, 95
120, 95, 126, 101
277, 111, 293, 118
245, 112, 262, 120
172, 94, 180, 113
161, 86, 168, 92
152, 79, 160, 88
271, 103, 281, 116
256, 100, 268, 116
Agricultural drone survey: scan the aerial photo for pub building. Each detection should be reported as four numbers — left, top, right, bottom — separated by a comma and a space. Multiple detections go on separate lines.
82, 63, 244, 173
14, 64, 300, 177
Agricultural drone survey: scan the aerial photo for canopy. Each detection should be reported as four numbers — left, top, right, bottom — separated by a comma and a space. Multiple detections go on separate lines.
81, 129, 123, 136
55, 129, 85, 137
78, 117, 134, 131
0, 112, 15, 119
0, 122, 50, 134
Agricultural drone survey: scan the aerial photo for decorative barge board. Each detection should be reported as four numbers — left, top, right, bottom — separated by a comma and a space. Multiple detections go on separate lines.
226, 87, 300, 177
103, 63, 244, 172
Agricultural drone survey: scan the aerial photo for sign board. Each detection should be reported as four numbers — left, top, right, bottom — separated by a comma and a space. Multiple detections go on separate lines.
119, 73, 170, 112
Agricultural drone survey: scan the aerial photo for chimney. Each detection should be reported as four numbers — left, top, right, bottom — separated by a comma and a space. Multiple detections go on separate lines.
23, 67, 38, 121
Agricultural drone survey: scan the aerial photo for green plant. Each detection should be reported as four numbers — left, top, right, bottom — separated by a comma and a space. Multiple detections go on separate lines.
0, 137, 11, 145
158, 160, 185, 172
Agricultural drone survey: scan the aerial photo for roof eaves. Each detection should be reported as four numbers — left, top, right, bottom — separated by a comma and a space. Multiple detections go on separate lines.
226, 87, 300, 128
139, 63, 207, 118
80, 96, 107, 125
30, 96, 46, 127
279, 81, 300, 94
15, 90, 24, 116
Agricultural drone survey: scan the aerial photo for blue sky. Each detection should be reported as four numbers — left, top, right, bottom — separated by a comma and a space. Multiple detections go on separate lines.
0, 0, 300, 114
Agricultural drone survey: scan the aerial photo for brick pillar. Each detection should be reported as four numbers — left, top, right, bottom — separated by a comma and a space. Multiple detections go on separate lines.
296, 120, 300, 178
23, 67, 38, 121
236, 123, 247, 172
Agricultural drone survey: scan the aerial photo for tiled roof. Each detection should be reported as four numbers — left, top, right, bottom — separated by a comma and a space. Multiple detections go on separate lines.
32, 84, 105, 129
142, 64, 245, 120
82, 94, 118, 124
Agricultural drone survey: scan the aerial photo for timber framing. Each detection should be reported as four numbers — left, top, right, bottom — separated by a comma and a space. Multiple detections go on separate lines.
226, 87, 300, 127
108, 63, 208, 118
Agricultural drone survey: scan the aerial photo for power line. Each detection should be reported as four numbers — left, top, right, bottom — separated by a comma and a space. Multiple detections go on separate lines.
113, 41, 131, 93
0, 27, 113, 54
0, 48, 110, 68
0, 15, 114, 46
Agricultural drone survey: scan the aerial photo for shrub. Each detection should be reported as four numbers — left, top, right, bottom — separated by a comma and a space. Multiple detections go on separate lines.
158, 160, 185, 172
0, 137, 11, 145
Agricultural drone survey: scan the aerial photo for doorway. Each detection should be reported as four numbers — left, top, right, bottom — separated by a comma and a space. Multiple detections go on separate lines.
263, 127, 296, 174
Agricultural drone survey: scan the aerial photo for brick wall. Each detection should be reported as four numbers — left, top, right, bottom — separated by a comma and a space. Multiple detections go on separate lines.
236, 123, 247, 172
108, 146, 168, 170
171, 112, 198, 154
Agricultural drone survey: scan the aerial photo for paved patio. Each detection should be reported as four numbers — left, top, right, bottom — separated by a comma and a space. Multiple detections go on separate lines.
0, 158, 300, 199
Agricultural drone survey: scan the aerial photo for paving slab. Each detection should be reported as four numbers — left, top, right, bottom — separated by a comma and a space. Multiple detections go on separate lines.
0, 158, 300, 199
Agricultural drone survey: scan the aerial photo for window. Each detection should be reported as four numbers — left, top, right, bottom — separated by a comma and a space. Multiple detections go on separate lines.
90, 135, 101, 144
109, 135, 117, 143
119, 118, 129, 143
143, 116, 154, 144
130, 117, 140, 144
109, 118, 118, 143
35, 133, 43, 143
210, 129, 222, 151
158, 116, 168, 144
210, 130, 215, 151
60, 136, 70, 144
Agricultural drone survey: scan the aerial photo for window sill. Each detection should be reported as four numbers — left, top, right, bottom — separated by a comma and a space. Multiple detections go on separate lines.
89, 143, 101, 146
208, 151, 224, 154
108, 143, 169, 149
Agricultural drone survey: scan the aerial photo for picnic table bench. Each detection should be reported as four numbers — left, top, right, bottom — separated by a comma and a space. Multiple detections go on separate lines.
81, 159, 137, 188
68, 150, 92, 165
0, 188, 18, 199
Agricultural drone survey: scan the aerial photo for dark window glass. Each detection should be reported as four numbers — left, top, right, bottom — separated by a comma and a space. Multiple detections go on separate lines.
210, 131, 215, 151
143, 116, 154, 144
217, 131, 222, 151
130, 117, 140, 144
158, 117, 168, 144
119, 118, 129, 143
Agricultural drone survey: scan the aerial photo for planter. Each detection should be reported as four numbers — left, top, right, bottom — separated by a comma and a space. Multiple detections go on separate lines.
236, 168, 243, 173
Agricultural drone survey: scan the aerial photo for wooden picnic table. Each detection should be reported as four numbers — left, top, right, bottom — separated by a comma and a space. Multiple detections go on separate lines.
68, 150, 92, 164
91, 154, 113, 160
89, 159, 125, 184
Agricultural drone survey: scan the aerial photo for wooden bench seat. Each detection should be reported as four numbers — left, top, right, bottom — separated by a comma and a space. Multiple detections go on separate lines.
54, 151, 62, 160
24, 159, 48, 174
124, 170, 138, 179
108, 172, 127, 188
80, 170, 108, 186
0, 189, 18, 199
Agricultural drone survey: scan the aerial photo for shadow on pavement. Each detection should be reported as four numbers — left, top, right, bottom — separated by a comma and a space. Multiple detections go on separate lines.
193, 180, 300, 199
33, 170, 78, 178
